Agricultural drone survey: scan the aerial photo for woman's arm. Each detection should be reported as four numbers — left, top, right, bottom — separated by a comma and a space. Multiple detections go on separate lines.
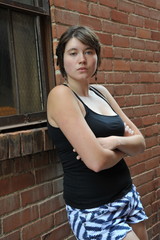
47, 85, 126, 172
92, 85, 146, 156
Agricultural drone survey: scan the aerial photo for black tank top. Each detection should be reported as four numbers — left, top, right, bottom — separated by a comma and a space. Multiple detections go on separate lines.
47, 86, 132, 209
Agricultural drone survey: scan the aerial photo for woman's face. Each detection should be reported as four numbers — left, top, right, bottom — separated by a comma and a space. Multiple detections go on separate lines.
63, 37, 98, 82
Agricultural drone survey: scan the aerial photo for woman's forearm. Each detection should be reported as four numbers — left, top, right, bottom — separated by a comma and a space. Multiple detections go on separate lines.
98, 134, 146, 157
115, 135, 146, 156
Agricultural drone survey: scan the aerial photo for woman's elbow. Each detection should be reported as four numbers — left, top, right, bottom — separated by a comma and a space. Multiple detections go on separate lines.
130, 137, 146, 156
87, 157, 112, 173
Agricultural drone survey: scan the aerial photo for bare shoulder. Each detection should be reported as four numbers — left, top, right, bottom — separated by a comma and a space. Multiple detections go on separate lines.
48, 84, 72, 101
47, 84, 79, 126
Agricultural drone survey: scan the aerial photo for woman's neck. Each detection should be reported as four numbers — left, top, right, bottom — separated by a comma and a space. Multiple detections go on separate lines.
67, 80, 90, 96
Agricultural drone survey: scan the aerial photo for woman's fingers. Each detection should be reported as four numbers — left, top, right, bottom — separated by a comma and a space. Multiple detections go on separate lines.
73, 149, 81, 160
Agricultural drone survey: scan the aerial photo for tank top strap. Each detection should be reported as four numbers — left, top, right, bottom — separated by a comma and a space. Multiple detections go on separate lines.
63, 83, 87, 107
89, 85, 109, 104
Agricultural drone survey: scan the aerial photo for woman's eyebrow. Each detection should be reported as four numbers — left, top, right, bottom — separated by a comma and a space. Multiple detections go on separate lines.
66, 47, 93, 52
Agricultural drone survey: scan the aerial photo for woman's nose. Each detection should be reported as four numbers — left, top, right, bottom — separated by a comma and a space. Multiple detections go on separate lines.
79, 53, 86, 63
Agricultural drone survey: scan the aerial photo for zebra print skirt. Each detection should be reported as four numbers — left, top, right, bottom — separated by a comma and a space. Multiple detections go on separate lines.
66, 184, 148, 240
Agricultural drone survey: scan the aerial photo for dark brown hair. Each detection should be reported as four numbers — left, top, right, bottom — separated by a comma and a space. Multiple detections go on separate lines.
56, 25, 101, 78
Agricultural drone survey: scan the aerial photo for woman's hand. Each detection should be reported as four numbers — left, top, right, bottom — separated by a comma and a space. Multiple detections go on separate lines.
124, 122, 134, 136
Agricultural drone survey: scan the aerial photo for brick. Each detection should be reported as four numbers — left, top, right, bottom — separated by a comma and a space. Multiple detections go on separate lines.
22, 215, 54, 240
97, 33, 112, 45
124, 73, 140, 83
114, 85, 132, 96
146, 84, 160, 93
40, 194, 64, 217
151, 31, 160, 41
141, 192, 156, 207
113, 36, 130, 47
106, 72, 124, 83
0, 135, 8, 160
54, 208, 68, 226
130, 38, 145, 49
100, 59, 112, 71
90, 3, 110, 19
54, 9, 79, 25
52, 178, 63, 195
14, 155, 33, 174
142, 116, 157, 126
0, 159, 14, 176
120, 25, 136, 37
145, 136, 158, 148
125, 95, 140, 106
145, 156, 159, 171
139, 73, 154, 82
21, 131, 33, 156
132, 49, 146, 61
146, 40, 160, 51
154, 52, 160, 62
0, 173, 35, 197
3, 206, 39, 233
113, 60, 130, 71
114, 96, 125, 107
146, 51, 154, 61
145, 62, 159, 72
148, 104, 160, 115
150, 9, 160, 21
137, 28, 151, 39
130, 61, 146, 72
0, 194, 20, 216
143, 0, 156, 8
118, 0, 135, 13
42, 222, 72, 240
51, 0, 65, 8
144, 125, 159, 137
111, 9, 128, 24
33, 152, 50, 168
114, 48, 131, 59
8, 133, 21, 158
66, 0, 89, 14
142, 95, 155, 105
137, 181, 156, 196
101, 46, 113, 58
129, 14, 144, 27
133, 170, 154, 187
145, 18, 158, 30
99, 0, 118, 8
0, 231, 20, 240
21, 182, 53, 207
79, 15, 101, 31
35, 160, 63, 184
135, 5, 150, 17
133, 106, 149, 117
95, 72, 106, 84
32, 129, 44, 154
130, 162, 145, 176
44, 128, 54, 151
102, 21, 119, 34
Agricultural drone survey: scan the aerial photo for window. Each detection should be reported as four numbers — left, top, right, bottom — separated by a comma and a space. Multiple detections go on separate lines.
0, 0, 54, 132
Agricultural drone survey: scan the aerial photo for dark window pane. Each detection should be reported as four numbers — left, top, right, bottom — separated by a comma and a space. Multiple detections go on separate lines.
13, 0, 34, 6
0, 9, 16, 116
12, 12, 43, 114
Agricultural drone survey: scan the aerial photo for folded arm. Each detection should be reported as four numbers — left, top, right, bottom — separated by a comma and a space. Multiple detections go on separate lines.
47, 85, 127, 172
93, 84, 146, 156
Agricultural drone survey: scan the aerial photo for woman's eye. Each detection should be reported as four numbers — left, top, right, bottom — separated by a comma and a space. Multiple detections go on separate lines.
70, 52, 77, 56
85, 50, 94, 55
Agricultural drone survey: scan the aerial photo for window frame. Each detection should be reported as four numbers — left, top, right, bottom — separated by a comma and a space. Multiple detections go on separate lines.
0, 0, 55, 132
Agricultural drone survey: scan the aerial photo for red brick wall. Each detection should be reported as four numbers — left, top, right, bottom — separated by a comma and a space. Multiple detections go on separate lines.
0, 0, 159, 240
50, 0, 160, 239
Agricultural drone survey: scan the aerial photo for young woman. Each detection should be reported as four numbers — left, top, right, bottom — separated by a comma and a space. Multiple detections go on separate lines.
47, 26, 148, 240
